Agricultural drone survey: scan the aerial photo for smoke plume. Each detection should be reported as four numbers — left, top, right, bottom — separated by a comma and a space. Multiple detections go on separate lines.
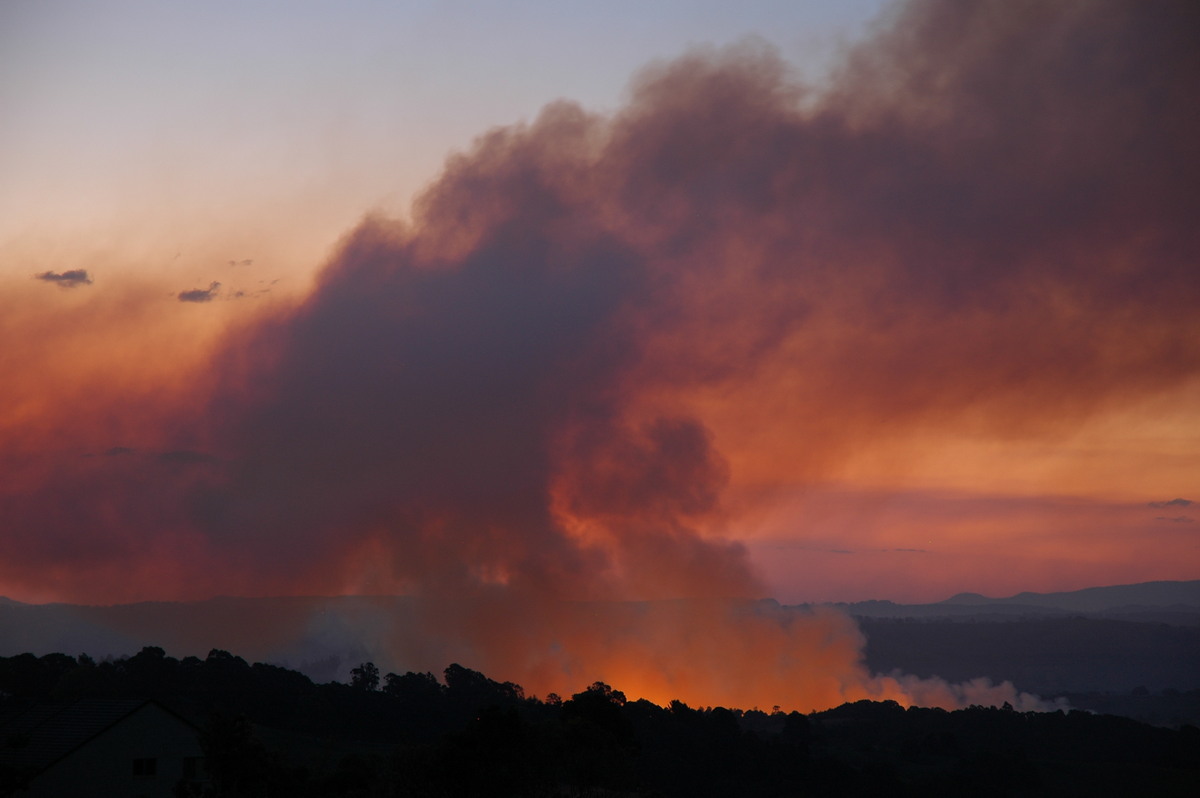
1, 0, 1196, 710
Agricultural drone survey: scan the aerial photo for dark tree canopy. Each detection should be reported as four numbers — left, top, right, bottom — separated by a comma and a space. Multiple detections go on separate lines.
1, 650, 1197, 797
349, 661, 380, 691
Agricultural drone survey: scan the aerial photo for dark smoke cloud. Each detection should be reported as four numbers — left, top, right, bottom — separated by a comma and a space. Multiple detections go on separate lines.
1150, 498, 1193, 509
178, 281, 221, 302
34, 269, 92, 287
0, 0, 1195, 708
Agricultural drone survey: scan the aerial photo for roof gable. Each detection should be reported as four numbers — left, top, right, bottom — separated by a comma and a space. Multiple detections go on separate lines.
0, 698, 192, 774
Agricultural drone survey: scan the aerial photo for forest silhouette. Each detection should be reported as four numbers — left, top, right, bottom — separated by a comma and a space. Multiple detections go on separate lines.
2, 647, 1197, 796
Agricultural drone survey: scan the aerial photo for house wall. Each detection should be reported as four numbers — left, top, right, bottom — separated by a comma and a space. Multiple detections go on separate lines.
24, 703, 204, 798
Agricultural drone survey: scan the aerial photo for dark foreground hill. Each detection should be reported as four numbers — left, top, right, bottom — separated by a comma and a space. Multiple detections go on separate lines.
2, 649, 1198, 797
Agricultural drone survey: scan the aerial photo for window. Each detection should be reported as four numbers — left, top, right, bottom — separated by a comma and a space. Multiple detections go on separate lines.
132, 757, 157, 777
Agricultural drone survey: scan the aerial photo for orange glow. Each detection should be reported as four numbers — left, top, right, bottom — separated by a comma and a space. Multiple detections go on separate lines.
383, 598, 1048, 713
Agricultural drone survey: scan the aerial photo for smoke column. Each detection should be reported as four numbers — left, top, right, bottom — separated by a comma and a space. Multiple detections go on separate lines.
1, 0, 1195, 710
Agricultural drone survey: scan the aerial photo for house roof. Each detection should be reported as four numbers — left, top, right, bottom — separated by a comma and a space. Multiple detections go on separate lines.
0, 698, 192, 775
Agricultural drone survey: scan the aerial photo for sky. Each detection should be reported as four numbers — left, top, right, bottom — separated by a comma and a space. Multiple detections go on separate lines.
1, 0, 1198, 617
1, 0, 884, 294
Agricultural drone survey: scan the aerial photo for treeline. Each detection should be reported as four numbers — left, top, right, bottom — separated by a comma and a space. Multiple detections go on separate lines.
2, 649, 1199, 797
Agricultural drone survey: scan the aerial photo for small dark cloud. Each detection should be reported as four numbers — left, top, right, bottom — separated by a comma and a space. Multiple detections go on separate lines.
231, 283, 276, 299
1148, 498, 1193, 509
177, 282, 220, 303
829, 549, 854, 555
34, 269, 92, 287
890, 548, 928, 553
1154, 515, 1195, 524
228, 259, 253, 267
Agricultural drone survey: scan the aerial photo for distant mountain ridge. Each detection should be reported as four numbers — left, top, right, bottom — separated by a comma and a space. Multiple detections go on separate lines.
840, 581, 1200, 705
825, 580, 1200, 624
938, 580, 1200, 612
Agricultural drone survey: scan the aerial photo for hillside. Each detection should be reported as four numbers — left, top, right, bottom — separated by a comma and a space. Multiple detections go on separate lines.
2, 650, 1197, 797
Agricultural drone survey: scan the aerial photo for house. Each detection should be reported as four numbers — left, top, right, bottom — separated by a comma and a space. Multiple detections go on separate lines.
0, 698, 206, 797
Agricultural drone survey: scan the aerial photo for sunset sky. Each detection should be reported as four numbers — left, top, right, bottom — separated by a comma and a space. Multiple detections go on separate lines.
2, 0, 1197, 610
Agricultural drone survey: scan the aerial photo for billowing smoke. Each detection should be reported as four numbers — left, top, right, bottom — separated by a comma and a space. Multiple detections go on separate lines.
389, 596, 1052, 711
1, 0, 1196, 710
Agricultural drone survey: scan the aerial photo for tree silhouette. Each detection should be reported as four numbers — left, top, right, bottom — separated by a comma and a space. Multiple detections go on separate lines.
349, 661, 379, 691
2, 650, 1197, 797
382, 670, 443, 701
198, 713, 275, 797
